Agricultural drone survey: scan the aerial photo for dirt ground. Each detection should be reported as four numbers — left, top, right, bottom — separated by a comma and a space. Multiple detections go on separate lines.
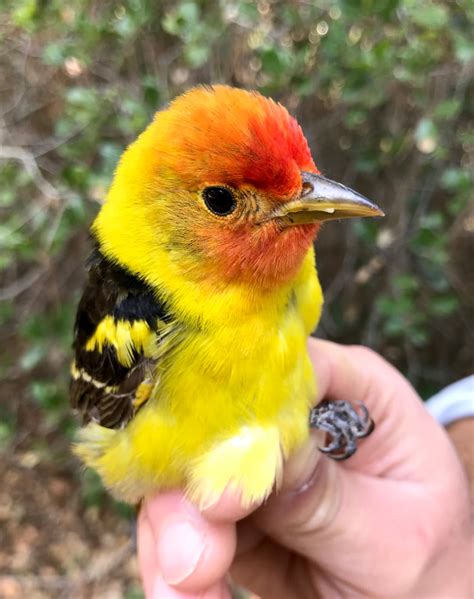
0, 456, 142, 599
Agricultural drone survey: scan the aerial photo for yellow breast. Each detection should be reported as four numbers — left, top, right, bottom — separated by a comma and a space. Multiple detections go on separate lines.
75, 248, 322, 506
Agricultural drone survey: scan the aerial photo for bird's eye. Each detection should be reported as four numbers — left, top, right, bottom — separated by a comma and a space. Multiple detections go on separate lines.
202, 186, 236, 216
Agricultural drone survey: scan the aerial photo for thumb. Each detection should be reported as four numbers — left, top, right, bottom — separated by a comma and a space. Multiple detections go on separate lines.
251, 339, 433, 580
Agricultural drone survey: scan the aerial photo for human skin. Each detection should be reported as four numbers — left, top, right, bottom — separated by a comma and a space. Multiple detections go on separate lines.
447, 418, 474, 507
137, 339, 473, 599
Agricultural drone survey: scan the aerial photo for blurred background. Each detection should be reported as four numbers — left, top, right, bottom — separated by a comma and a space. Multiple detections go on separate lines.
0, 0, 472, 597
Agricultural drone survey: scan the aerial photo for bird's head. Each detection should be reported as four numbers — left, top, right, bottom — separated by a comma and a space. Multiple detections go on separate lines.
94, 86, 382, 291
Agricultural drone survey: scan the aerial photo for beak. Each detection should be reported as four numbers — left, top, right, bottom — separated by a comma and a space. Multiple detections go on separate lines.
274, 171, 384, 226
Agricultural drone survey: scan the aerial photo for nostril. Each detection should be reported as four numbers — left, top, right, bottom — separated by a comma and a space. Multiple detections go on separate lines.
301, 181, 313, 196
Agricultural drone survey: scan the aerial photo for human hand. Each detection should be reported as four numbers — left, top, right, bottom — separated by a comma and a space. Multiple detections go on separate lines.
138, 339, 472, 598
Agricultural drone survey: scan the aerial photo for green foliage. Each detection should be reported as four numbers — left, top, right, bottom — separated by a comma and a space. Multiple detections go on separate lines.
0, 404, 15, 449
80, 469, 109, 508
124, 586, 145, 599
80, 468, 137, 520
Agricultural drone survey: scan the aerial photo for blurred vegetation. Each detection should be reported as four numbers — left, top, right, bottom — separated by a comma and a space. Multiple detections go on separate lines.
0, 0, 473, 592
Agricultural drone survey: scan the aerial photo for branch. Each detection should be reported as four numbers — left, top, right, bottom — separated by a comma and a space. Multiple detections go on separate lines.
0, 146, 61, 201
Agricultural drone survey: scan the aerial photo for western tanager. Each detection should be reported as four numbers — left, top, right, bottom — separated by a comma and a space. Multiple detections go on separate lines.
71, 86, 382, 507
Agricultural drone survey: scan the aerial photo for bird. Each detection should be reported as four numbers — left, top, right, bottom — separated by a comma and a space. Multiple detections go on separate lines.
70, 85, 383, 507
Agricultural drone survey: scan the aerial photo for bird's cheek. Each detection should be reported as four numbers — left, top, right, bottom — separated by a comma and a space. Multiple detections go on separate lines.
194, 222, 318, 287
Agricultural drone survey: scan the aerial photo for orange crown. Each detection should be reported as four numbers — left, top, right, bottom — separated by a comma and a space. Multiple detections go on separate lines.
150, 85, 317, 198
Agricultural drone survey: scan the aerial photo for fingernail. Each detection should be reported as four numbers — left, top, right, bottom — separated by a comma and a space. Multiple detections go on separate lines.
157, 520, 205, 585
152, 575, 189, 598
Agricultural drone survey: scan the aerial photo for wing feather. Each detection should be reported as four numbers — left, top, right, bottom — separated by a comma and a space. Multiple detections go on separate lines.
70, 246, 176, 429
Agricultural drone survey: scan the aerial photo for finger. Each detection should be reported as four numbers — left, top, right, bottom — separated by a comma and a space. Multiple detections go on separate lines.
140, 511, 230, 599
200, 486, 261, 523
232, 534, 305, 599
138, 507, 159, 599
142, 492, 236, 594
151, 575, 231, 599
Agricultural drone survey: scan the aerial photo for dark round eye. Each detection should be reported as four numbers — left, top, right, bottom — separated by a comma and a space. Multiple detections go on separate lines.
202, 186, 236, 216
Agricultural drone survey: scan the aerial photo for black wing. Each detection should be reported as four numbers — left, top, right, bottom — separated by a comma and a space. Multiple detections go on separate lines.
70, 245, 174, 429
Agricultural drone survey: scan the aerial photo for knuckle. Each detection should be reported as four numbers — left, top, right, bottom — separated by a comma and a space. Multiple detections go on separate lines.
348, 344, 380, 363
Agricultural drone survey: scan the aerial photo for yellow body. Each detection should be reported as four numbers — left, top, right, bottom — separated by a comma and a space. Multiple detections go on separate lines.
76, 245, 322, 506
73, 86, 326, 507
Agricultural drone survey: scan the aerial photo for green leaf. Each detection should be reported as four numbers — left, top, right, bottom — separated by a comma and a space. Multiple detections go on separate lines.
66, 87, 98, 106
30, 381, 66, 416
162, 2, 199, 35
394, 274, 419, 293
184, 43, 210, 68
410, 328, 428, 347
419, 212, 444, 231
430, 296, 458, 317
454, 32, 474, 63
20, 345, 46, 371
12, 0, 37, 28
80, 469, 107, 508
440, 168, 471, 192
237, 1, 260, 23
433, 99, 461, 120
42, 42, 67, 66
114, 14, 137, 38
410, 4, 449, 30
0, 421, 14, 448
260, 48, 286, 74
124, 586, 145, 599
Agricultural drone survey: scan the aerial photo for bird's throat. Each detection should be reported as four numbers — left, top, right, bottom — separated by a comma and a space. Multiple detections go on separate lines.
200, 222, 319, 289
